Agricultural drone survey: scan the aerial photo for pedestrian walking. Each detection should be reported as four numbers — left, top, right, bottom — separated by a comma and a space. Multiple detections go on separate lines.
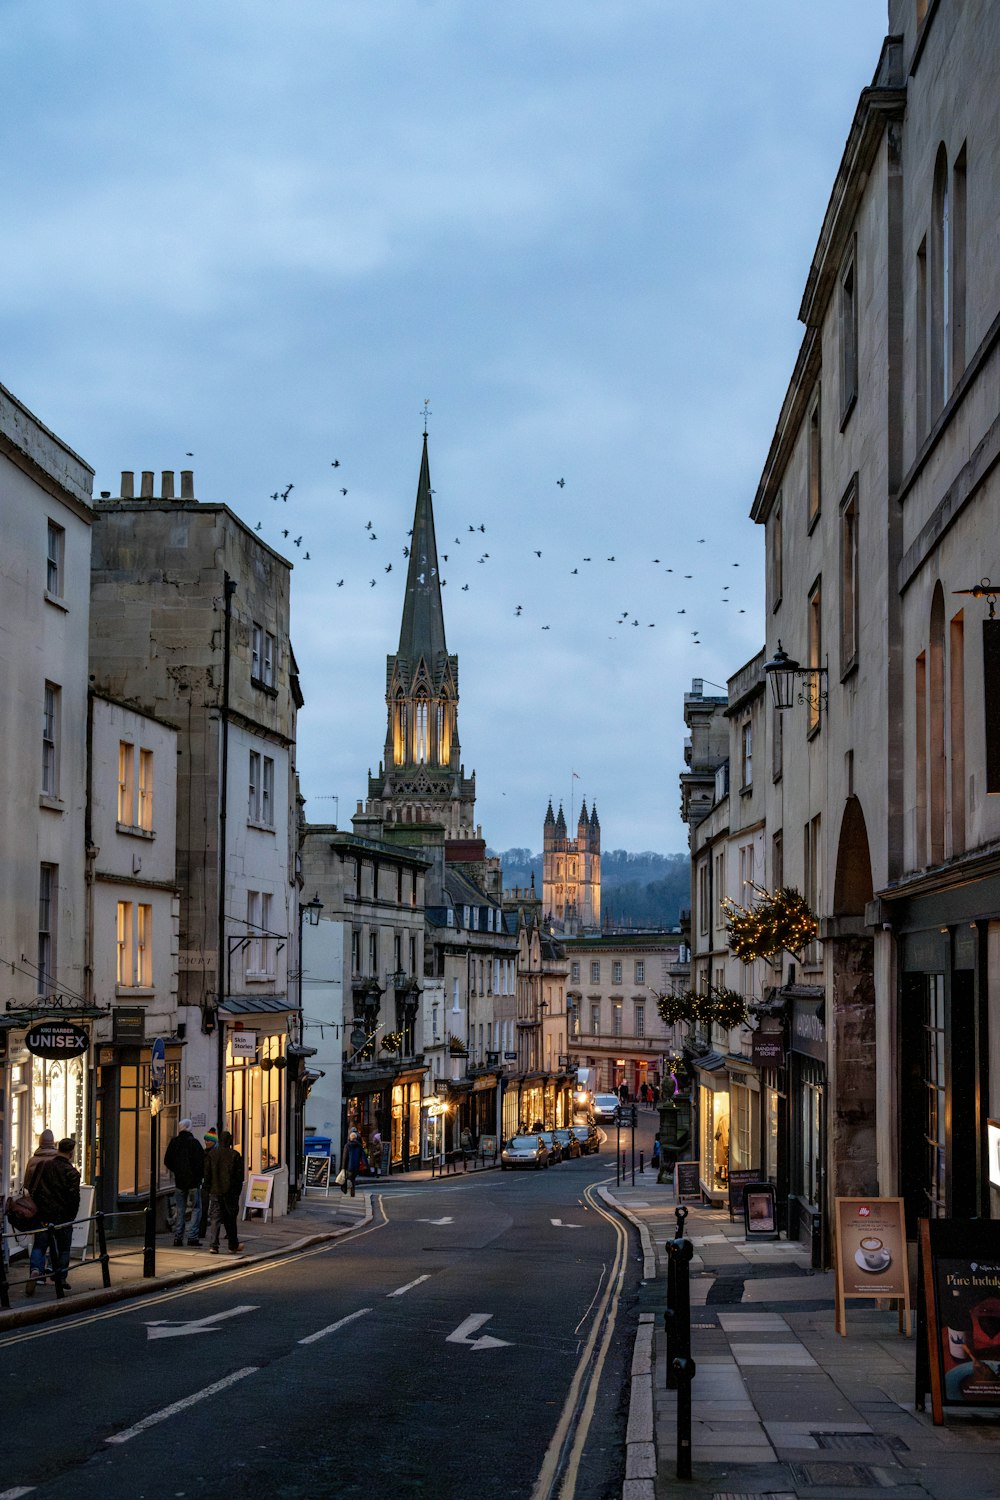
618, 1082, 629, 1106
164, 1118, 205, 1246
197, 1127, 218, 1239
340, 1127, 367, 1197
24, 1135, 80, 1294
204, 1130, 245, 1254
22, 1128, 58, 1293
368, 1127, 383, 1178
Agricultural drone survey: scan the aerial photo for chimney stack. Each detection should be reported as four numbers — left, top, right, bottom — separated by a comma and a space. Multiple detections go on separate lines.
161, 470, 175, 500
120, 471, 134, 499
140, 470, 154, 498
180, 469, 194, 499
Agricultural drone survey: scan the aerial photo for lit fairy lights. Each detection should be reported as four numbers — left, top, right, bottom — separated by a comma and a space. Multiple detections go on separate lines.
723, 885, 818, 963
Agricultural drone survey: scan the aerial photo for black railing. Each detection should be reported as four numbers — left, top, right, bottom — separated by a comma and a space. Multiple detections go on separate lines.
1, 1211, 117, 1309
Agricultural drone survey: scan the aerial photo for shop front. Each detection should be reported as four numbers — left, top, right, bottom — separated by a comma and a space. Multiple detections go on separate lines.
694, 1050, 730, 1204
786, 989, 826, 1266
344, 1064, 426, 1169
727, 1058, 761, 1179
1, 1013, 93, 1216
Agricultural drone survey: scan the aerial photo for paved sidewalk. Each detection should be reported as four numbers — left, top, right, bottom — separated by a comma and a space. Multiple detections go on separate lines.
605, 1180, 1000, 1500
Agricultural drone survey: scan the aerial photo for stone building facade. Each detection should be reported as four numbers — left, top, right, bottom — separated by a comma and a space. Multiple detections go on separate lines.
542, 798, 601, 932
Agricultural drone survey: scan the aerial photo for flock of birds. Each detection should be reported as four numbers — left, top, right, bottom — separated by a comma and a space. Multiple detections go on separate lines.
237, 450, 753, 651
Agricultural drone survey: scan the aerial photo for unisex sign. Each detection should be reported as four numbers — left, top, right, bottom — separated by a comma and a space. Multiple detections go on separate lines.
25, 1021, 89, 1059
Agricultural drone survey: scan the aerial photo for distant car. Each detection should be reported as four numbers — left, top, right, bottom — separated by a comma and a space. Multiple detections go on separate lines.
537, 1131, 563, 1166
553, 1128, 582, 1160
568, 1122, 600, 1155
501, 1135, 548, 1170
592, 1093, 622, 1124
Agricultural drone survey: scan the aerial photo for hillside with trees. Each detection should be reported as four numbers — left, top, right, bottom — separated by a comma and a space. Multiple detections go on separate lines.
494, 848, 690, 930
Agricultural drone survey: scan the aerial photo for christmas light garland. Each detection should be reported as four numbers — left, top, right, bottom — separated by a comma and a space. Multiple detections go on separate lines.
654, 983, 750, 1032
723, 884, 818, 962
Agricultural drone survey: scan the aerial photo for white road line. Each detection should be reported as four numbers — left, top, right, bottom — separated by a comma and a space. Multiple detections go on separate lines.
387, 1275, 430, 1298
0, 1487, 37, 1498
298, 1307, 372, 1345
105, 1366, 259, 1445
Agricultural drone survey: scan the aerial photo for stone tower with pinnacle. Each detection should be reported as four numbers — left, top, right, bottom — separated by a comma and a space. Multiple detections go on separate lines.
363, 434, 476, 837
542, 796, 601, 933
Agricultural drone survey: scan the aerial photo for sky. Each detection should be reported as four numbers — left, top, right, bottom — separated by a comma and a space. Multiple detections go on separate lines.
2, 0, 890, 856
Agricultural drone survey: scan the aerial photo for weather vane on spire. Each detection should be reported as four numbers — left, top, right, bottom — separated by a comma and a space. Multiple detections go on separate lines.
421, 398, 432, 434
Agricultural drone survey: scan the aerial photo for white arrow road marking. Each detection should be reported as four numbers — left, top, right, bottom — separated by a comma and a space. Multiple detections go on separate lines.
446, 1313, 511, 1350
106, 1367, 258, 1443
299, 1307, 372, 1345
145, 1304, 259, 1340
387, 1275, 431, 1298
417, 1216, 454, 1225
550, 1218, 583, 1229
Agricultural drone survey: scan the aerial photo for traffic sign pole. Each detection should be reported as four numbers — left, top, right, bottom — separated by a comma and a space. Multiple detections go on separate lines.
144, 1039, 166, 1278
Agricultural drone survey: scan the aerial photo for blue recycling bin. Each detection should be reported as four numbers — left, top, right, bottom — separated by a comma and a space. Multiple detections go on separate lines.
303, 1135, 331, 1156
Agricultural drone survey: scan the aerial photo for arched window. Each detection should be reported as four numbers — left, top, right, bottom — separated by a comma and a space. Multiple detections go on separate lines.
393, 695, 407, 766
414, 695, 429, 764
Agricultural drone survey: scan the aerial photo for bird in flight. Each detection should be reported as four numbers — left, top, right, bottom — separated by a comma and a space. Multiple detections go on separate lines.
441, 553, 448, 562
534, 550, 542, 557
331, 460, 340, 468
337, 579, 344, 587
254, 522, 262, 532
583, 557, 591, 562
607, 556, 615, 562
369, 579, 376, 587
542, 624, 550, 630
678, 608, 686, 614
281, 484, 293, 501
571, 568, 578, 575
282, 529, 289, 538
478, 524, 486, 533
270, 492, 279, 501
468, 525, 475, 533
462, 584, 469, 591
556, 478, 565, 488
369, 532, 377, 541
514, 605, 522, 616
293, 536, 302, 547
365, 520, 373, 530
186, 451, 193, 457
385, 563, 392, 573
403, 546, 410, 558
697, 537, 705, 543
304, 552, 311, 560
340, 488, 348, 496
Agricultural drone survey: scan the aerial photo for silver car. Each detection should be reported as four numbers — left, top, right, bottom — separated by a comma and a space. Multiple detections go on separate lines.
500, 1134, 549, 1170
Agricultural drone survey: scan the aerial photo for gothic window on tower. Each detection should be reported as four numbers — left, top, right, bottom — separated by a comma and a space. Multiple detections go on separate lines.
393, 697, 407, 766
415, 697, 429, 763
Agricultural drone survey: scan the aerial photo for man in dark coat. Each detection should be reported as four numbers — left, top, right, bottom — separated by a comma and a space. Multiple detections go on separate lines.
26, 1137, 81, 1293
204, 1130, 244, 1254
164, 1119, 205, 1246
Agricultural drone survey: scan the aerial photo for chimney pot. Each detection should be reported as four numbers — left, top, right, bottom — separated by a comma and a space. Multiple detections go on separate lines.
120, 470, 134, 499
140, 470, 154, 498
161, 470, 175, 500
180, 469, 194, 499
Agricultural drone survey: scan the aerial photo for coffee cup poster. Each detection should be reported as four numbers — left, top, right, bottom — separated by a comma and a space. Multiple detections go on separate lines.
834, 1197, 910, 1337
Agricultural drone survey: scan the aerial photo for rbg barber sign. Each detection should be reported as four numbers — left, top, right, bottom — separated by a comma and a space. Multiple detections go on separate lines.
24, 1021, 89, 1059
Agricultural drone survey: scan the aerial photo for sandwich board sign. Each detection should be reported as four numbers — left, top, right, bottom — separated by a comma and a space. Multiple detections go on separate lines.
834, 1196, 910, 1338
916, 1216, 1000, 1424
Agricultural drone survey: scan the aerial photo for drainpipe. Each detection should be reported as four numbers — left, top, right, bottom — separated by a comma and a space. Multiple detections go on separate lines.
216, 574, 237, 1136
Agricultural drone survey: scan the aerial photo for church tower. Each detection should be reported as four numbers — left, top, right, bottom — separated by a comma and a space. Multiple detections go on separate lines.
363, 435, 476, 837
542, 796, 601, 932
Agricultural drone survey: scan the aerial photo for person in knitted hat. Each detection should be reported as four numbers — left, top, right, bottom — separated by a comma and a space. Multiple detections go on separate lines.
196, 1127, 219, 1240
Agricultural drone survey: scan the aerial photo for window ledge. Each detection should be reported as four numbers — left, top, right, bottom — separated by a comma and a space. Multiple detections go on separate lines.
44, 590, 69, 613
245, 973, 276, 985
116, 985, 154, 999
117, 821, 156, 840
247, 819, 276, 834
39, 793, 64, 812
250, 677, 278, 698
840, 656, 859, 685
839, 391, 857, 433
806, 719, 823, 742
738, 783, 753, 798
807, 509, 821, 536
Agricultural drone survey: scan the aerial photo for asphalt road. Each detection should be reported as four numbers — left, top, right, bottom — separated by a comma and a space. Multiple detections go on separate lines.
0, 1129, 655, 1500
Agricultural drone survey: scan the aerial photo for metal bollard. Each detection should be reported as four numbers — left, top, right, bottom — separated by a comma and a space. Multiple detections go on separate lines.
0, 1243, 10, 1310
664, 1207, 696, 1479
143, 1204, 156, 1279
639, 1150, 645, 1174
96, 1211, 112, 1289
47, 1226, 66, 1300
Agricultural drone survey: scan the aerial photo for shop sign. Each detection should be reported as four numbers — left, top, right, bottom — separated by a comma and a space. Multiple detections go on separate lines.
242, 1173, 274, 1221
988, 1119, 1000, 1189
917, 1217, 1000, 1423
728, 1167, 760, 1220
834, 1196, 909, 1337
751, 1032, 784, 1067
230, 1030, 257, 1058
674, 1160, 702, 1203
744, 1182, 779, 1240
473, 1075, 495, 1091
504, 1051, 517, 1060
789, 997, 825, 1061
24, 1021, 89, 1059
113, 1008, 145, 1043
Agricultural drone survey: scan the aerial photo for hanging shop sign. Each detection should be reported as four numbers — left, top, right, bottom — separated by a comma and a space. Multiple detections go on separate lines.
230, 1030, 258, 1058
113, 1008, 145, 1044
834, 1196, 909, 1338
24, 1021, 89, 1059
789, 997, 825, 1061
751, 1032, 785, 1067
917, 1216, 1000, 1424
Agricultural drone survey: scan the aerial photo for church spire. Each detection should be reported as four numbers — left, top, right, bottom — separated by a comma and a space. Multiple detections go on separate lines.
397, 432, 447, 664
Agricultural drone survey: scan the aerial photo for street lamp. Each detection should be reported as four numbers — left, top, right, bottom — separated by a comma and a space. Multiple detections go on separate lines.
764, 639, 828, 714
297, 892, 324, 1011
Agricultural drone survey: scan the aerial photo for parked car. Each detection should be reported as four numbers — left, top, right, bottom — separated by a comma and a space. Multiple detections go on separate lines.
500, 1135, 548, 1170
537, 1131, 563, 1165
592, 1093, 622, 1124
568, 1122, 600, 1155
553, 1128, 582, 1160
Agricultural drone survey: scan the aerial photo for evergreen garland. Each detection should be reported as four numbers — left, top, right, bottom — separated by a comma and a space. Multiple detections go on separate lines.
723, 885, 818, 962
